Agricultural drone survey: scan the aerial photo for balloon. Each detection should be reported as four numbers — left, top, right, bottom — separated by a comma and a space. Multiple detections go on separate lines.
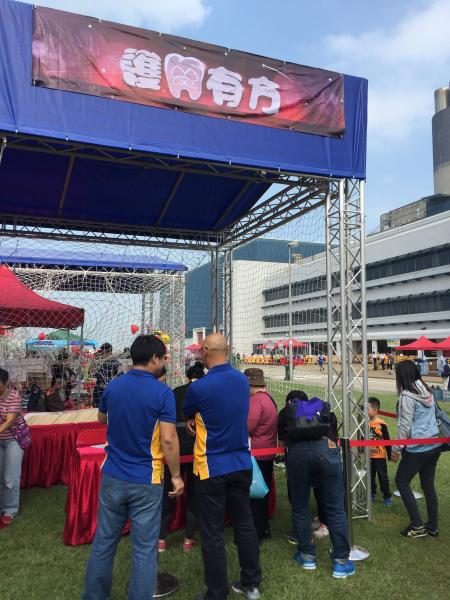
130, 325, 139, 335
38, 332, 46, 341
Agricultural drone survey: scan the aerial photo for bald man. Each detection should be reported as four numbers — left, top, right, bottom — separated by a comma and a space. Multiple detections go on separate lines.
184, 334, 262, 600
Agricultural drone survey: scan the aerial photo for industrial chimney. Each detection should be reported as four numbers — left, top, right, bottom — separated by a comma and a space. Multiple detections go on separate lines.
432, 85, 450, 194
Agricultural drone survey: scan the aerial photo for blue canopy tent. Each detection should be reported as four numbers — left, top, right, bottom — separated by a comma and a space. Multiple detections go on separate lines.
27, 339, 97, 349
0, 1, 371, 523
0, 243, 187, 293
0, 0, 366, 251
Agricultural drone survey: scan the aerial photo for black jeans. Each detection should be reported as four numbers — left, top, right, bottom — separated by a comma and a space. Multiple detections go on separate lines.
395, 447, 441, 530
250, 459, 273, 540
287, 439, 350, 560
287, 479, 327, 526
370, 458, 391, 499
160, 463, 197, 540
195, 469, 261, 600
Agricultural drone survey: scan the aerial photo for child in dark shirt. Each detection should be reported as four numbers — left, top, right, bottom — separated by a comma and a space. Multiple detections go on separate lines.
368, 397, 392, 505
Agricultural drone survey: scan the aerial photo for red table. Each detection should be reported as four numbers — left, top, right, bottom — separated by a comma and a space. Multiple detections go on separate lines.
64, 447, 190, 546
64, 447, 276, 546
21, 422, 106, 489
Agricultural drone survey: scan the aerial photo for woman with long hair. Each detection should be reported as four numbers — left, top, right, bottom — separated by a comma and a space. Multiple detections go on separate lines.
392, 360, 441, 538
0, 368, 26, 526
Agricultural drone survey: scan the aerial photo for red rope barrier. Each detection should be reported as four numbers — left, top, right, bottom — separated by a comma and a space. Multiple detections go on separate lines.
350, 437, 450, 448
93, 433, 450, 465
178, 435, 450, 463
379, 410, 397, 419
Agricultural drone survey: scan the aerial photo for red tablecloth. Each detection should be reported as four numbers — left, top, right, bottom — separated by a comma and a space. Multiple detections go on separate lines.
21, 422, 106, 489
64, 447, 276, 546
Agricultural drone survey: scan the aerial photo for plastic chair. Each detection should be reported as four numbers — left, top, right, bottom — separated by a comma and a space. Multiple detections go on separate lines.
76, 428, 107, 447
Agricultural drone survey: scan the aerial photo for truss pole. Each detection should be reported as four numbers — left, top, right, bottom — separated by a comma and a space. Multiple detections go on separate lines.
359, 180, 372, 521
177, 273, 186, 385
210, 248, 220, 333
0, 137, 6, 166
338, 179, 350, 437
221, 247, 233, 361
326, 177, 370, 548
325, 191, 335, 409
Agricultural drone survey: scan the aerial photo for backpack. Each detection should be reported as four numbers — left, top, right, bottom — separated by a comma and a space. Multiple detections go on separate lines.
286, 397, 331, 442
435, 401, 450, 452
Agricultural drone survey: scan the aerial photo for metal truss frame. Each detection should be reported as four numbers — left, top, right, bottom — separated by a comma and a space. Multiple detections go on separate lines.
0, 133, 329, 251
221, 247, 233, 358
326, 179, 370, 523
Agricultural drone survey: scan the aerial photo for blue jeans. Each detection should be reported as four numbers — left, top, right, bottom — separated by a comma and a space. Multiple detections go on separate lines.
82, 474, 163, 600
286, 439, 350, 560
0, 438, 24, 517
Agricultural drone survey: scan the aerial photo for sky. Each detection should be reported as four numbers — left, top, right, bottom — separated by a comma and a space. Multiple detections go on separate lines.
31, 0, 450, 231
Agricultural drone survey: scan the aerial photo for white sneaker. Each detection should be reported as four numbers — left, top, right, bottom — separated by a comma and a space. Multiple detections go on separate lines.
313, 524, 329, 539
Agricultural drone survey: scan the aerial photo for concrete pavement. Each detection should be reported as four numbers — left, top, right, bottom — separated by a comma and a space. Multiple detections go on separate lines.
244, 363, 442, 395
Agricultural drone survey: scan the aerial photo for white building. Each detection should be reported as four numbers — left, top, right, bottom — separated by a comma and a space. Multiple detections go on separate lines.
234, 201, 450, 354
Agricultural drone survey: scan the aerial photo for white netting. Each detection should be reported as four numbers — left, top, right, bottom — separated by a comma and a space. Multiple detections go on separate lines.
0, 237, 206, 402
229, 206, 328, 405
0, 199, 328, 409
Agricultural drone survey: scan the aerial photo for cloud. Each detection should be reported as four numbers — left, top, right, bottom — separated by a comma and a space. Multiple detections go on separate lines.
34, 0, 211, 32
322, 0, 450, 144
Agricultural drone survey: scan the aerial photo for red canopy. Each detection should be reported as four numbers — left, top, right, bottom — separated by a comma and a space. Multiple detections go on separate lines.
186, 343, 202, 351
434, 336, 450, 351
281, 339, 308, 349
0, 265, 84, 329
395, 336, 439, 351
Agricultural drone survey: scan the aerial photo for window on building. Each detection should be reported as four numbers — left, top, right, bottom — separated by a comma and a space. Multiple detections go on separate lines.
366, 291, 450, 318
367, 244, 450, 281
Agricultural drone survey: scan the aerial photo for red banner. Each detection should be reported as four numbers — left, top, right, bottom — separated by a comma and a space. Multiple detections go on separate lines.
32, 6, 345, 137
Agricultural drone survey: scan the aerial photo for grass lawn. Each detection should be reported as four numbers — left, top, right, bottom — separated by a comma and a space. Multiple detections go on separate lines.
2, 389, 450, 599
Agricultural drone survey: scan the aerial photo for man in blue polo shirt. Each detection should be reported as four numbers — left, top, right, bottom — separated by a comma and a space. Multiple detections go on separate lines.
184, 333, 262, 600
82, 335, 184, 600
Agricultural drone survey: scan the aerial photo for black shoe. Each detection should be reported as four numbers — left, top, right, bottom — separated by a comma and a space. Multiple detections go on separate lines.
400, 524, 428, 538
231, 581, 261, 599
425, 524, 439, 537
285, 530, 297, 545
263, 525, 271, 539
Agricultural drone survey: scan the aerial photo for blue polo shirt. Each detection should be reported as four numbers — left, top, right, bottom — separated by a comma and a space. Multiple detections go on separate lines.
183, 362, 251, 479
99, 369, 176, 485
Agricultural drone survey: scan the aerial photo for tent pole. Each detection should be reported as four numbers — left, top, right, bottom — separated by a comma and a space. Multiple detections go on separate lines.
77, 325, 84, 405
0, 137, 6, 166
141, 290, 146, 332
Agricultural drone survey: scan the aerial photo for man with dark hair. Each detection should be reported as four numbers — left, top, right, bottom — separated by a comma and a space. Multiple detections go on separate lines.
82, 335, 184, 600
184, 333, 261, 600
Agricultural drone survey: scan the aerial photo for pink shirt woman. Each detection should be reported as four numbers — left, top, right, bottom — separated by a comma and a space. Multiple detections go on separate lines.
244, 368, 278, 542
0, 368, 25, 525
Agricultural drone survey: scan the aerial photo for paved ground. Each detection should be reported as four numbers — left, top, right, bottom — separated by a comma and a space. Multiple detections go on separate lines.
242, 363, 442, 395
